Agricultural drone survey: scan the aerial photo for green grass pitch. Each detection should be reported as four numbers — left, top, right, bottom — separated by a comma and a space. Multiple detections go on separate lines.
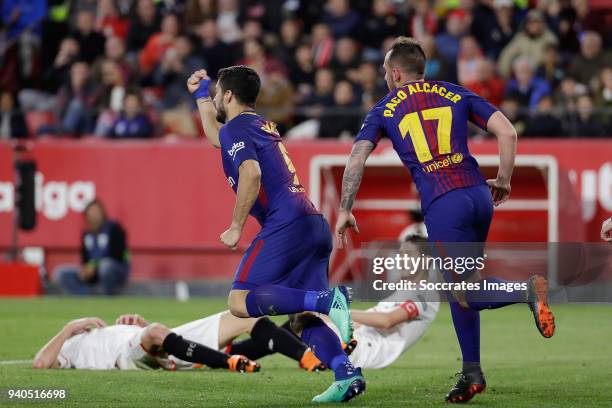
0, 298, 610, 407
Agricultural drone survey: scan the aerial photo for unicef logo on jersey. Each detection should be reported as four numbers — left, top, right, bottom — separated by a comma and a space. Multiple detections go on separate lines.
227, 142, 245, 160
423, 153, 464, 173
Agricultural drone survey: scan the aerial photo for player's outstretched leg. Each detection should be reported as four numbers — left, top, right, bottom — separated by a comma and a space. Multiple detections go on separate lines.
235, 284, 353, 342
295, 314, 365, 403
139, 323, 260, 372
464, 275, 556, 338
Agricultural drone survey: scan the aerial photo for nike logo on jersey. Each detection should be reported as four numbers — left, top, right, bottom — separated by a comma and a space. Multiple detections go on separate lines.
227, 142, 245, 160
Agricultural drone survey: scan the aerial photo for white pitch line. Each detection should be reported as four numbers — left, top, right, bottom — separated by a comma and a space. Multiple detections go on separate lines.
0, 360, 31, 365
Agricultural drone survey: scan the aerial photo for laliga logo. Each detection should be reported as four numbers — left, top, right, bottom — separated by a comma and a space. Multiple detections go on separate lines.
227, 141, 245, 160
0, 172, 96, 220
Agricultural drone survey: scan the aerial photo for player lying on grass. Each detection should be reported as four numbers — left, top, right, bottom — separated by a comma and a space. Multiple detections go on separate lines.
231, 235, 441, 370
335, 36, 556, 403
32, 310, 323, 372
340, 235, 440, 369
188, 66, 365, 403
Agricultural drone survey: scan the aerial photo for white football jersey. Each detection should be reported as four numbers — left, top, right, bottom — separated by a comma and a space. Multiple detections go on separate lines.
350, 283, 439, 369
58, 325, 143, 370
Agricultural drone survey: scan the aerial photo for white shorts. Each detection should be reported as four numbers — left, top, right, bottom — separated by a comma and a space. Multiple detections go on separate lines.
116, 313, 223, 370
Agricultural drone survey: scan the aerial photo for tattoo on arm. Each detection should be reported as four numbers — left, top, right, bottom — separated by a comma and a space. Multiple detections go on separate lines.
340, 140, 375, 211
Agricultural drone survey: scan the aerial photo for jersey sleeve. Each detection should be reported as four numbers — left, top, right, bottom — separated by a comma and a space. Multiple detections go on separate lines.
399, 300, 420, 320
355, 105, 384, 146
465, 89, 498, 131
223, 125, 259, 173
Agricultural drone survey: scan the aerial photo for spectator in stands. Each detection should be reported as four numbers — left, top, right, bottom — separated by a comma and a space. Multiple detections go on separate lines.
457, 36, 485, 86
96, 0, 129, 39
257, 68, 295, 132
94, 60, 128, 136
184, 0, 217, 33
243, 19, 263, 42
594, 68, 612, 129
126, 0, 160, 53
536, 44, 565, 90
56, 61, 100, 136
53, 199, 130, 296
355, 62, 387, 111
216, 0, 242, 44
329, 37, 361, 82
567, 31, 612, 88
0, 92, 28, 140
498, 10, 558, 78
361, 0, 404, 56
407, 0, 438, 41
435, 9, 469, 64
321, 0, 361, 38
319, 80, 361, 139
500, 96, 526, 136
571, 0, 607, 37
464, 59, 505, 107
311, 23, 335, 68
139, 13, 180, 75
299, 68, 335, 119
109, 91, 153, 139
273, 19, 302, 67
288, 43, 316, 99
18, 37, 80, 112
239, 39, 286, 79
153, 35, 205, 109
421, 35, 455, 83
506, 56, 551, 110
523, 96, 563, 137
554, 75, 588, 113
72, 10, 106, 63
563, 94, 608, 137
196, 19, 234, 79
471, 0, 517, 59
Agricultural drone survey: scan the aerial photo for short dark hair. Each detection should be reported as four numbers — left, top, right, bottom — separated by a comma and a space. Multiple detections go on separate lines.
217, 65, 261, 107
388, 36, 427, 77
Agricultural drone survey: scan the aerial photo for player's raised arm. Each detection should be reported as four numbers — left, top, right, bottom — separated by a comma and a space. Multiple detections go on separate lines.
32, 317, 106, 369
220, 159, 261, 250
485, 111, 517, 206
187, 69, 222, 148
335, 140, 375, 248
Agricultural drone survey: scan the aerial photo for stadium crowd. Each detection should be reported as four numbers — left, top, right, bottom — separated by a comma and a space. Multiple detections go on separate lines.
0, 0, 610, 140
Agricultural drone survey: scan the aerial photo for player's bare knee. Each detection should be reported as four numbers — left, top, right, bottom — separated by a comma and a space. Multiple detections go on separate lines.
228, 290, 250, 318
143, 322, 170, 347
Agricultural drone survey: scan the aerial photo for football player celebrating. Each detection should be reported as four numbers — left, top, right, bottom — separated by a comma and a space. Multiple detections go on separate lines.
335, 37, 555, 403
32, 311, 322, 372
187, 66, 365, 402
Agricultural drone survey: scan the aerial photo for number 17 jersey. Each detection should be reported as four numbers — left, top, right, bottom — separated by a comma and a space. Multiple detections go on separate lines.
355, 81, 498, 211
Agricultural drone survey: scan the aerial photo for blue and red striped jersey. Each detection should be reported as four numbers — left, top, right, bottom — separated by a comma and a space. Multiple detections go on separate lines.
219, 111, 319, 229
355, 80, 498, 210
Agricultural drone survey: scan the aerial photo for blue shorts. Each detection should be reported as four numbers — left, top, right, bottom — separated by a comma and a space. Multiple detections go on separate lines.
232, 214, 333, 291
424, 185, 493, 281
424, 184, 493, 243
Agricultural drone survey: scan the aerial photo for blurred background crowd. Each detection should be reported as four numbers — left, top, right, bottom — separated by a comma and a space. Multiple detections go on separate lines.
1, 0, 611, 140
